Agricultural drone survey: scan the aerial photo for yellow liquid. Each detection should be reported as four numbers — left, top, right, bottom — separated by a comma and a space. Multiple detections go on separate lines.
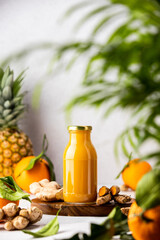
63, 130, 97, 203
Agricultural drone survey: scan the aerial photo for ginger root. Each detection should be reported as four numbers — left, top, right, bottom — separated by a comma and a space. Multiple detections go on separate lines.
0, 208, 4, 220
28, 206, 43, 223
3, 203, 19, 217
11, 216, 29, 230
1, 203, 43, 231
30, 179, 63, 201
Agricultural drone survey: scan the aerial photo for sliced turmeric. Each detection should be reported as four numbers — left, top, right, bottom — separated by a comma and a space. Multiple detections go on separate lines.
110, 185, 120, 196
98, 186, 110, 197
96, 185, 132, 206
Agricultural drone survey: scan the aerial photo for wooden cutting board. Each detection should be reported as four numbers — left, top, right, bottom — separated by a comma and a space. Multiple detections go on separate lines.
31, 199, 134, 216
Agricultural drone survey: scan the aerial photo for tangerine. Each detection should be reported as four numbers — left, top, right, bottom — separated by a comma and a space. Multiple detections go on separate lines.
128, 201, 160, 240
0, 198, 19, 208
122, 158, 152, 190
14, 156, 50, 193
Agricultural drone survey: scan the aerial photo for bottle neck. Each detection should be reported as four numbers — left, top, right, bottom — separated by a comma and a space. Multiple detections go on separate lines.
69, 130, 91, 144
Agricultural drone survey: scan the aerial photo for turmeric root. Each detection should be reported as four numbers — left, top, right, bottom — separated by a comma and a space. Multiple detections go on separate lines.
121, 207, 130, 216
96, 193, 112, 205
98, 186, 110, 197
96, 185, 132, 206
120, 184, 130, 191
110, 185, 120, 196
1, 203, 43, 231
30, 179, 63, 201
114, 194, 131, 204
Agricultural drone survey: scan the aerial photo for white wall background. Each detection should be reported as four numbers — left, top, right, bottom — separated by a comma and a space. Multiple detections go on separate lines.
0, 0, 131, 185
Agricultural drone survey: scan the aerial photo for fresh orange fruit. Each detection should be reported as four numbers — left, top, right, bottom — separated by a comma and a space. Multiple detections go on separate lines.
0, 198, 19, 208
122, 158, 152, 190
128, 201, 160, 240
14, 156, 50, 193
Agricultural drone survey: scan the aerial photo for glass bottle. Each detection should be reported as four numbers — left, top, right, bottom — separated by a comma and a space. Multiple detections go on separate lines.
63, 126, 97, 204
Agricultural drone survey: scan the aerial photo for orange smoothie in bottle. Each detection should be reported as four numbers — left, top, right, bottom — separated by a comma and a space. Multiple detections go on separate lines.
63, 126, 97, 203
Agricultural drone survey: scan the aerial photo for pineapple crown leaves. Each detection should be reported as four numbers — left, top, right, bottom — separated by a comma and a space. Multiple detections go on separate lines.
0, 66, 26, 129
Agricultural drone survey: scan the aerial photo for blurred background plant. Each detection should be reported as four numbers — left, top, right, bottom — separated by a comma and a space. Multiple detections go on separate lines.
1, 0, 160, 165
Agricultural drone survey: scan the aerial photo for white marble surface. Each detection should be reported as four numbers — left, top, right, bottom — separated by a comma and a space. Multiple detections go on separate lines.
0, 191, 135, 240
0, 214, 107, 240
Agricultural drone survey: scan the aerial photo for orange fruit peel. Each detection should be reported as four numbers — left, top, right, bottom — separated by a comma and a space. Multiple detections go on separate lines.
128, 201, 160, 240
14, 156, 51, 193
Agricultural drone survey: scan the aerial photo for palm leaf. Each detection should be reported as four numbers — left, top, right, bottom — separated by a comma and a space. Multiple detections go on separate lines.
1, 0, 160, 164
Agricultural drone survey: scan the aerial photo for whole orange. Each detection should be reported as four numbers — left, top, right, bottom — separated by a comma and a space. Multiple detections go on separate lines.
122, 158, 152, 190
0, 198, 19, 208
14, 156, 50, 193
128, 201, 160, 240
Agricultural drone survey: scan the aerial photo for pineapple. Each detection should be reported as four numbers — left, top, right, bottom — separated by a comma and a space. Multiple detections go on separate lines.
0, 66, 33, 177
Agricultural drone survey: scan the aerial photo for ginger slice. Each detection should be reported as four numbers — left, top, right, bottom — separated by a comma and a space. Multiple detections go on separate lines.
98, 186, 110, 197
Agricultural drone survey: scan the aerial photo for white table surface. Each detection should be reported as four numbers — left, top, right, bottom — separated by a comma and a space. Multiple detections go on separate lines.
0, 191, 135, 240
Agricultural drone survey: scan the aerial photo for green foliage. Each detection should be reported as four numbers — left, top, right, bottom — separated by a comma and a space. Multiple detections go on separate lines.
62, 0, 160, 163
136, 168, 160, 210
63, 206, 133, 240
1, 0, 160, 163
23, 209, 60, 237
0, 176, 30, 201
